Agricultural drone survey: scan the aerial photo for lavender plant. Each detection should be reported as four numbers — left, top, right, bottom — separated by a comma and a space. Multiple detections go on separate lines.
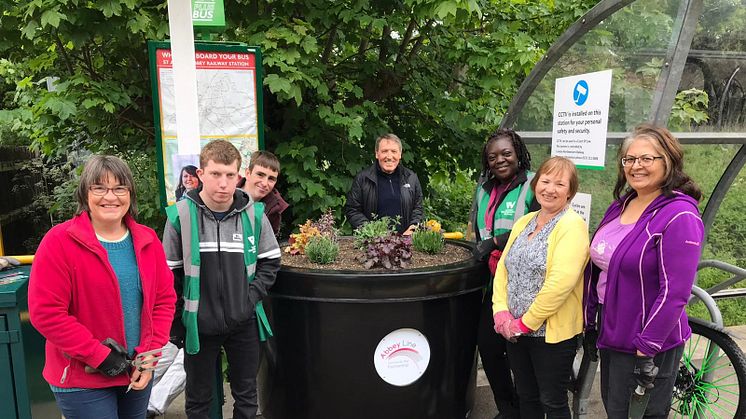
411, 228, 444, 254
305, 235, 339, 264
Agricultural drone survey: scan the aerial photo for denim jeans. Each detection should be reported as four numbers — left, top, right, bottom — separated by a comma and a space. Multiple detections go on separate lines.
506, 335, 579, 419
53, 382, 153, 419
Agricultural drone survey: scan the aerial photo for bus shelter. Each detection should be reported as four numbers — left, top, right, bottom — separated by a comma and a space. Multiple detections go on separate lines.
499, 0, 746, 416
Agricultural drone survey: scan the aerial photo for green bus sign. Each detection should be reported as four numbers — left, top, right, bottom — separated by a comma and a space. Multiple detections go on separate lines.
192, 0, 225, 28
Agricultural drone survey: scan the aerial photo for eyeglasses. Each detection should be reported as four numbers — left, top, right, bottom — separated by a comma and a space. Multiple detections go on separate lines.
89, 185, 130, 196
621, 155, 663, 167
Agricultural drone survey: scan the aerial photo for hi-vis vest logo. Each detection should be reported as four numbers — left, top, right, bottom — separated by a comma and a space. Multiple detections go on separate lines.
233, 233, 242, 241
501, 204, 516, 217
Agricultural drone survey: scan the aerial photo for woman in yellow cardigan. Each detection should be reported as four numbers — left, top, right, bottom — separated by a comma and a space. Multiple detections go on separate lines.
492, 156, 589, 419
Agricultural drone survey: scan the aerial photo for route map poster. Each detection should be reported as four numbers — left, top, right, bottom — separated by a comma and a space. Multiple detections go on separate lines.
148, 41, 264, 206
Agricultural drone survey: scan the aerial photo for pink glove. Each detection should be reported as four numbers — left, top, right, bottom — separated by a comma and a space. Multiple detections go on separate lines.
506, 318, 532, 338
493, 311, 514, 335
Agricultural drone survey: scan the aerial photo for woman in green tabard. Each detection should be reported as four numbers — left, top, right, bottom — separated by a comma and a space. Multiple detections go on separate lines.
471, 129, 539, 419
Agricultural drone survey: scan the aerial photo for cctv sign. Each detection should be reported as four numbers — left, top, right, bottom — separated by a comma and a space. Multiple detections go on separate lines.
551, 70, 612, 170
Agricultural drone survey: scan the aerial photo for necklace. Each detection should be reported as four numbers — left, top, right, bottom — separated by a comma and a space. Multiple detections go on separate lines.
537, 206, 567, 226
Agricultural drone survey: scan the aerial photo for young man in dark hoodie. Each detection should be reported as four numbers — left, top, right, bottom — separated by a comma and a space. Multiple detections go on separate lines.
163, 140, 281, 419
239, 150, 289, 236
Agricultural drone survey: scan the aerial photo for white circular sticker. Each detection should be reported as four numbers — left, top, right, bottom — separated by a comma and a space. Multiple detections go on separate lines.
373, 328, 431, 386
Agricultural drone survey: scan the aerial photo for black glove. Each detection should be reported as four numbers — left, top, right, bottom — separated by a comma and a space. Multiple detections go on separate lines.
473, 238, 497, 262
96, 339, 130, 377
583, 328, 598, 362
633, 355, 659, 389
170, 320, 186, 349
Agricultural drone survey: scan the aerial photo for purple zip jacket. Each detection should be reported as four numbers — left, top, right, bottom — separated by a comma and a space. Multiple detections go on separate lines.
583, 191, 704, 356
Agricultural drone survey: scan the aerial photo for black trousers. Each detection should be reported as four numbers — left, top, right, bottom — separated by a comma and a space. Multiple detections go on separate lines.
478, 288, 519, 417
184, 316, 260, 419
599, 345, 684, 419
506, 335, 578, 419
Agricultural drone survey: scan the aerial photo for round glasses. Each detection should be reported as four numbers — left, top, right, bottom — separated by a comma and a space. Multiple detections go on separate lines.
621, 155, 663, 167
89, 185, 130, 196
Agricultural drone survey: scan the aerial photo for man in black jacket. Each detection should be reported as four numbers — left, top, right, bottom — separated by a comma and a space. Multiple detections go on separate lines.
344, 133, 424, 234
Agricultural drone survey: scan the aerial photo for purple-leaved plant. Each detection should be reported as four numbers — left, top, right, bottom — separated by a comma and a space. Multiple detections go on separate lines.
357, 235, 413, 270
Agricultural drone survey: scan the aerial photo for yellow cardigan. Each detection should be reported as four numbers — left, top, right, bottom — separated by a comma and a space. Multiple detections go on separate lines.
492, 208, 590, 343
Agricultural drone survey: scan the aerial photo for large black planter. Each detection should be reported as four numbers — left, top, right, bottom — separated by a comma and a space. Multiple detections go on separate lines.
259, 240, 488, 419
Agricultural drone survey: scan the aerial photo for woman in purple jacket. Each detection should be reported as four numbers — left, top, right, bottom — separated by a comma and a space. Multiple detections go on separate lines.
583, 124, 704, 418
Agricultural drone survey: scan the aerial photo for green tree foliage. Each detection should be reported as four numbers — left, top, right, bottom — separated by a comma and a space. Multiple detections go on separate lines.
0, 0, 171, 229
0, 0, 594, 231
231, 0, 594, 226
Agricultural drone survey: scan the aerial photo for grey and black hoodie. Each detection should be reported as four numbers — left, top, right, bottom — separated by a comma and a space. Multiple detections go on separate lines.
163, 188, 281, 336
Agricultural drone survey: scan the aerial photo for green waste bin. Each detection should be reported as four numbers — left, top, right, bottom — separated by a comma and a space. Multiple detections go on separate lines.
0, 266, 31, 419
0, 266, 60, 418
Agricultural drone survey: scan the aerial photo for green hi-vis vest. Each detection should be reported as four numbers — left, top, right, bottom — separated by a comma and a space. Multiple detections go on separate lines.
166, 199, 273, 355
475, 172, 535, 241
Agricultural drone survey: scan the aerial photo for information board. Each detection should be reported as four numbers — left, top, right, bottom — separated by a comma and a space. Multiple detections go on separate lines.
148, 41, 264, 206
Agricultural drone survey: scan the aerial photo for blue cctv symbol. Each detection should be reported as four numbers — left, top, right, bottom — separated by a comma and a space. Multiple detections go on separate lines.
573, 80, 589, 106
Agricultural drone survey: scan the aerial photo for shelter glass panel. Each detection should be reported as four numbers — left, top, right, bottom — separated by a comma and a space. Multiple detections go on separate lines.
515, 0, 680, 132
524, 143, 739, 234
672, 0, 746, 133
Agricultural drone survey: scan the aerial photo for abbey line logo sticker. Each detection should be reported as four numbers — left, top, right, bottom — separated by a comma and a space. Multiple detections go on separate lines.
373, 328, 430, 386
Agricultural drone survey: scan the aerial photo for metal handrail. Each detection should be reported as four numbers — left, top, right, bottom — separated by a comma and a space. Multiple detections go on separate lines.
696, 259, 746, 300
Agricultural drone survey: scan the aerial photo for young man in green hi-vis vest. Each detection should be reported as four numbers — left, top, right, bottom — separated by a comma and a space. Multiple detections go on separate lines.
162, 140, 281, 419
470, 129, 539, 419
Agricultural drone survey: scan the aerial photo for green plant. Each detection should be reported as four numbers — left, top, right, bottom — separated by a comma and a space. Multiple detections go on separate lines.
411, 229, 445, 254
305, 235, 339, 264
353, 216, 396, 250
286, 208, 339, 255
357, 235, 412, 270
424, 169, 476, 233
669, 88, 709, 131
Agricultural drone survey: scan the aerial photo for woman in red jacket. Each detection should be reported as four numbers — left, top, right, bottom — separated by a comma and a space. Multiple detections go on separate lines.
29, 155, 176, 419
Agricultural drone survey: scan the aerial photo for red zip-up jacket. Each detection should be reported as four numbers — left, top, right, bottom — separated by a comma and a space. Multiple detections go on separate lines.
29, 212, 176, 389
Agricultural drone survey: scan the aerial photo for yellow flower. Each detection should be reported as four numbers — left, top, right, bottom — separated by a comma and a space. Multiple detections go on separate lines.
425, 219, 442, 233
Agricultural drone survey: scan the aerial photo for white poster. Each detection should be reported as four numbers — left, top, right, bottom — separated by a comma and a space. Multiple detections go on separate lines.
570, 192, 592, 227
155, 48, 260, 204
551, 70, 612, 169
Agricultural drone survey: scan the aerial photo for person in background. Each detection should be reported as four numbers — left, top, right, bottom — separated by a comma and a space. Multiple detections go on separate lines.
583, 124, 704, 419
493, 156, 589, 419
238, 150, 289, 236
163, 140, 281, 419
471, 129, 539, 419
175, 165, 200, 201
28, 155, 176, 419
344, 133, 423, 235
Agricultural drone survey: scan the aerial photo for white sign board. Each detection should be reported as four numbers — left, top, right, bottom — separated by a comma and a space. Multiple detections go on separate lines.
373, 328, 430, 387
551, 70, 612, 169
570, 192, 592, 227
153, 48, 260, 204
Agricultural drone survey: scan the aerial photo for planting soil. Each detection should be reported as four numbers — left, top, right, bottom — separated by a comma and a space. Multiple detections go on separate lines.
281, 236, 473, 271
